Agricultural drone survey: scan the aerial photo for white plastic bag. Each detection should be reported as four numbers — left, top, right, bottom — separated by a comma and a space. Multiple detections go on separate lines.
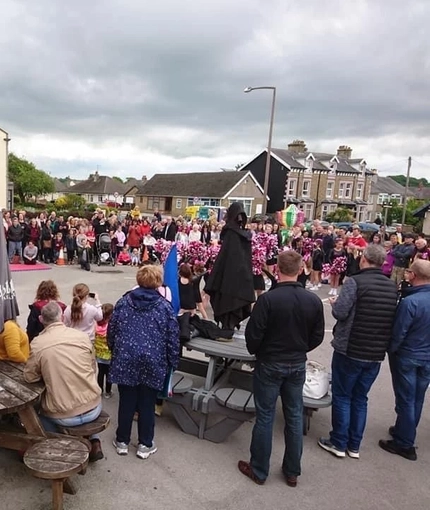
303, 361, 329, 400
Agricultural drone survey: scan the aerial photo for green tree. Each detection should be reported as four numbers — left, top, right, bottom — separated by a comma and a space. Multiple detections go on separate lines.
388, 175, 430, 188
8, 153, 54, 203
55, 194, 86, 210
112, 176, 124, 183
325, 207, 355, 222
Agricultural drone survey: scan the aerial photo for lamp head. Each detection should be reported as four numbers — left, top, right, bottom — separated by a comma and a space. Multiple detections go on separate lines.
244, 86, 253, 93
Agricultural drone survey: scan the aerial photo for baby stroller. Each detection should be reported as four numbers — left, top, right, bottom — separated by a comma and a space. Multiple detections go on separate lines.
97, 233, 115, 266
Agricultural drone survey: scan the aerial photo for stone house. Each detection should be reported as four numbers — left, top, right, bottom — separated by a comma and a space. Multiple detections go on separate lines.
124, 171, 265, 218
62, 171, 128, 205
367, 175, 415, 222
239, 140, 374, 221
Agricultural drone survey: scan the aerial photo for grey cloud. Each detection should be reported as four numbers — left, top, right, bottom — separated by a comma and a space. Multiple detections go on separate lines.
1, 0, 430, 175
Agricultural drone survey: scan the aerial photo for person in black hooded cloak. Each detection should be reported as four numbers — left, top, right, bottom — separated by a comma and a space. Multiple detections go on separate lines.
204, 202, 255, 333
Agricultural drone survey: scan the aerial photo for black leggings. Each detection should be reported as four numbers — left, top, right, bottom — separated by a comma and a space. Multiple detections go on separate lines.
97, 363, 112, 393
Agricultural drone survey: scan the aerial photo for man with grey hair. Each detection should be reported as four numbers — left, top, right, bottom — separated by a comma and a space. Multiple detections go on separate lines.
24, 301, 104, 462
318, 244, 398, 459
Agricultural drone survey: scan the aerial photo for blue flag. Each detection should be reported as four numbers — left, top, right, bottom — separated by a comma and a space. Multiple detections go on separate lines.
163, 244, 180, 314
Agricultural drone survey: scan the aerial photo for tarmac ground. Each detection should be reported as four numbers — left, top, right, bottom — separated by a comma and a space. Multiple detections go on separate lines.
1, 263, 429, 510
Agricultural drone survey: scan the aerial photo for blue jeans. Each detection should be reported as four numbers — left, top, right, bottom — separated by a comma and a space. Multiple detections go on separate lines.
250, 361, 306, 481
330, 351, 381, 451
8, 241, 22, 261
39, 403, 102, 440
390, 355, 430, 448
116, 384, 158, 446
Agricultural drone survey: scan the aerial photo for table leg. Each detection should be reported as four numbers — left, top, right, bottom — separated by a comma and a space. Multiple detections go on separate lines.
205, 357, 217, 390
18, 406, 46, 437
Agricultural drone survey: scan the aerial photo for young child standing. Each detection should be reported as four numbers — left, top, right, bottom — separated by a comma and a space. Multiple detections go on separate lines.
326, 238, 347, 296
178, 263, 196, 315
310, 239, 324, 291
94, 303, 114, 398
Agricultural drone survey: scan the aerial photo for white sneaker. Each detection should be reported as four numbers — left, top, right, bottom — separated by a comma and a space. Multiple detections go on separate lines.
136, 443, 157, 460
347, 449, 360, 459
317, 283, 322, 288
328, 289, 334, 295
333, 289, 338, 296
113, 439, 129, 456
309, 286, 317, 291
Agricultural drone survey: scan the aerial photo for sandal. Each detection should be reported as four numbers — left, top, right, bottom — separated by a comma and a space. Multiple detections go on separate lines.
238, 460, 265, 485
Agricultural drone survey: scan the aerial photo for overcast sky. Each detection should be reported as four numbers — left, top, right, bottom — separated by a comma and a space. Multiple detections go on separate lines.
1, 0, 430, 181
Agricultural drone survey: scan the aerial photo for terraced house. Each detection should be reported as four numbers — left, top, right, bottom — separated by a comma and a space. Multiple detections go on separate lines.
240, 140, 375, 221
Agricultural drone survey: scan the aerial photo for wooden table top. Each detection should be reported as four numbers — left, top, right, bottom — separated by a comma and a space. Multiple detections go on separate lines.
185, 323, 256, 362
0, 360, 45, 415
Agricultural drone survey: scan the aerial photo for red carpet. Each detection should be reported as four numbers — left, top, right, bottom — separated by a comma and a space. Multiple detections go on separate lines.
9, 262, 52, 272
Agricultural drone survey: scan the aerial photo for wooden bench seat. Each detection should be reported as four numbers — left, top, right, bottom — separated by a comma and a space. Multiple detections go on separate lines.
171, 373, 193, 394
24, 438, 89, 510
214, 388, 255, 413
57, 410, 110, 437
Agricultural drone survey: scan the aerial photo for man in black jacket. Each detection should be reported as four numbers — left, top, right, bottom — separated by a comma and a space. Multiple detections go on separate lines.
318, 244, 397, 459
161, 216, 177, 241
238, 250, 324, 488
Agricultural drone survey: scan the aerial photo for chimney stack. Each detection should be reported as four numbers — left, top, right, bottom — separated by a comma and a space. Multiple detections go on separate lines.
141, 175, 147, 184
93, 170, 99, 182
287, 140, 308, 154
337, 145, 352, 159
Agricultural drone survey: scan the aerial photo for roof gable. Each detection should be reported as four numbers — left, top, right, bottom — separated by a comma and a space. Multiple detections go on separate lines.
64, 175, 128, 195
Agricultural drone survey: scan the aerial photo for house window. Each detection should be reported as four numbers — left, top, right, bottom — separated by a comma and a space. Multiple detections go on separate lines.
176, 199, 182, 209
322, 205, 328, 220
98, 195, 103, 203
339, 182, 352, 199
229, 199, 252, 217
390, 194, 402, 204
139, 196, 143, 204
356, 206, 366, 222
89, 195, 94, 202
326, 182, 334, 199
147, 196, 165, 211
356, 183, 363, 199
287, 179, 297, 197
187, 198, 221, 207
302, 180, 311, 197
305, 159, 313, 172
303, 203, 314, 220
377, 193, 389, 205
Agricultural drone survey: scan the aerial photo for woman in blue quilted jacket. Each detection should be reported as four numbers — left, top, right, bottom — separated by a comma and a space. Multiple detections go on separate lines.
108, 264, 180, 459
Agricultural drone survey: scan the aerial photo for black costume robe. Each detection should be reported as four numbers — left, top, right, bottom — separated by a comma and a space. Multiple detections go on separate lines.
204, 202, 255, 332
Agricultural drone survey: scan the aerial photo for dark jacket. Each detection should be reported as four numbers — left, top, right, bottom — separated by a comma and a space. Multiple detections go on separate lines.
331, 267, 397, 361
26, 300, 67, 341
390, 284, 430, 360
245, 282, 325, 364
392, 243, 415, 268
162, 223, 177, 241
8, 224, 24, 242
107, 287, 180, 390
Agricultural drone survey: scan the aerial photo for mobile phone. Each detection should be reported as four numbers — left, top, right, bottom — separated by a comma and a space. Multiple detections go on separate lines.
89, 292, 96, 299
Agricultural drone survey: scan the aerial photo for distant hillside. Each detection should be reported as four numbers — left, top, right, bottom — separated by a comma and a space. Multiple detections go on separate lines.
388, 175, 430, 188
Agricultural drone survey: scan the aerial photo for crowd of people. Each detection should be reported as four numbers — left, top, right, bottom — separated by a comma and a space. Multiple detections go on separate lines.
1, 202, 430, 488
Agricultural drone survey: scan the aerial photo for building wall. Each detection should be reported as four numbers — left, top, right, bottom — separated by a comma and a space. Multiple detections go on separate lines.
0, 129, 8, 209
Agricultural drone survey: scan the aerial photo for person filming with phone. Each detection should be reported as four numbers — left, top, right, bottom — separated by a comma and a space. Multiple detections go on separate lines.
63, 284, 103, 343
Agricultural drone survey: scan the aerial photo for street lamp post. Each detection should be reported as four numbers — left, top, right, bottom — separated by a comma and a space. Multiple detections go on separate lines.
244, 86, 276, 215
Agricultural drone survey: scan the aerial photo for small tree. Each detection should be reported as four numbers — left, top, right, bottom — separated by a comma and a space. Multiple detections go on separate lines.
8, 153, 54, 202
55, 194, 86, 210
325, 207, 355, 223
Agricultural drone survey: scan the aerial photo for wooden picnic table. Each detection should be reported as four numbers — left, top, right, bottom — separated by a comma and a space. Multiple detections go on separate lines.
0, 360, 82, 496
0, 360, 46, 441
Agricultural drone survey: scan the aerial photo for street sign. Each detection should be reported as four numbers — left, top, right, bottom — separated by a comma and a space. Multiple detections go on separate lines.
193, 197, 200, 205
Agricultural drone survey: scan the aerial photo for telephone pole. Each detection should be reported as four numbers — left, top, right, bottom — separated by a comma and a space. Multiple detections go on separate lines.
401, 156, 412, 227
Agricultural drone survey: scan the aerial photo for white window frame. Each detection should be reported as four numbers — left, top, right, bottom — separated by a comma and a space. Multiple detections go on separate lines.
176, 199, 182, 209
356, 183, 363, 199
303, 203, 314, 220
302, 180, 311, 197
344, 182, 352, 199
187, 197, 221, 207
377, 193, 389, 205
98, 195, 104, 203
229, 199, 252, 217
287, 179, 297, 197
390, 194, 402, 204
326, 182, 334, 199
